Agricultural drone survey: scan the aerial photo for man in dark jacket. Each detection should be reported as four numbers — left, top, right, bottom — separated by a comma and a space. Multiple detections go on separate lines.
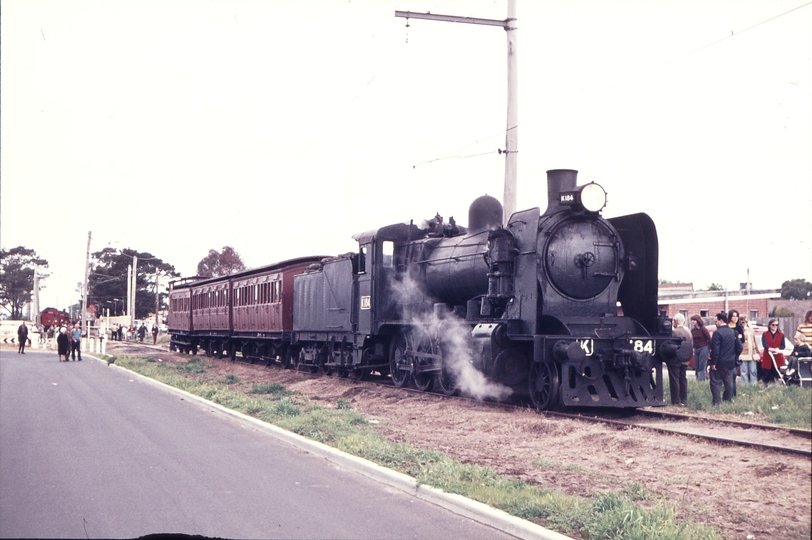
710, 312, 743, 405
17, 321, 29, 354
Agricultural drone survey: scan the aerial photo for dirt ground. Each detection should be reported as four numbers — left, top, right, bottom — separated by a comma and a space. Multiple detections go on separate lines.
110, 342, 811, 539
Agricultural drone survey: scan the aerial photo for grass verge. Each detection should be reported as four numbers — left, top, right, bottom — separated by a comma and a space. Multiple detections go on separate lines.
663, 377, 812, 429
109, 354, 724, 539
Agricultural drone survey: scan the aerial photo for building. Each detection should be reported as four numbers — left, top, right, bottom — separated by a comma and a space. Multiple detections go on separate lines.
657, 283, 780, 322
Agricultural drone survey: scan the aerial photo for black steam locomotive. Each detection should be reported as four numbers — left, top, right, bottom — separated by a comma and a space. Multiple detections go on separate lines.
169, 169, 690, 409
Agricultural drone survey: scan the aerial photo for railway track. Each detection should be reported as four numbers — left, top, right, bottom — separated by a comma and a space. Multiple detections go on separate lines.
118, 342, 812, 457
549, 408, 812, 458
317, 365, 812, 457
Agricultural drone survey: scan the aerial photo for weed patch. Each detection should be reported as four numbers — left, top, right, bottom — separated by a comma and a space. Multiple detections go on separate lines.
681, 379, 811, 429
249, 382, 289, 398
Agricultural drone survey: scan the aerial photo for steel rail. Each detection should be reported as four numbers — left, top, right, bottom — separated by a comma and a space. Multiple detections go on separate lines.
548, 410, 811, 458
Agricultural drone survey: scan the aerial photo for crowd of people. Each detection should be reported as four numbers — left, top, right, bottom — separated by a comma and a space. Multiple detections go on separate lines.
14, 320, 163, 363
666, 309, 812, 406
107, 323, 159, 344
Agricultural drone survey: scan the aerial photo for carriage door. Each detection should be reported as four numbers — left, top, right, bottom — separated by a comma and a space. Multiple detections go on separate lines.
356, 243, 372, 336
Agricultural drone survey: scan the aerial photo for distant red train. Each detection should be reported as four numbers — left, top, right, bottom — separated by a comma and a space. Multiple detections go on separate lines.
39, 308, 71, 329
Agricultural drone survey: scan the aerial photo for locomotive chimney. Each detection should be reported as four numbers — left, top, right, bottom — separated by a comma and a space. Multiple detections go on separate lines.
543, 169, 578, 216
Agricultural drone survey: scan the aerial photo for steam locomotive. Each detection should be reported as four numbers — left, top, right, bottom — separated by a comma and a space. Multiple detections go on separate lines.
169, 169, 691, 409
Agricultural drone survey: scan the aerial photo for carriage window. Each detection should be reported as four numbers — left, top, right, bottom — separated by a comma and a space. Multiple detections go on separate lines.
382, 241, 394, 268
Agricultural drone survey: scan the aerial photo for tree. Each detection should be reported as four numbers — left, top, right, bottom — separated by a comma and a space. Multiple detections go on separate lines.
196, 246, 246, 278
780, 279, 812, 300
706, 283, 724, 291
771, 306, 795, 317
88, 248, 179, 319
0, 247, 49, 319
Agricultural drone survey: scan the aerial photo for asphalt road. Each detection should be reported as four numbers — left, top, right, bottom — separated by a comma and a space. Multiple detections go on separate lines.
0, 349, 515, 539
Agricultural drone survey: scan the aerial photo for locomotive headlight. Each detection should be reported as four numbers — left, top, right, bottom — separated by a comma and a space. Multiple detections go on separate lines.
580, 183, 607, 213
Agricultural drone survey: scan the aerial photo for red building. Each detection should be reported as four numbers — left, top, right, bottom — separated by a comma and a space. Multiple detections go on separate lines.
657, 283, 779, 323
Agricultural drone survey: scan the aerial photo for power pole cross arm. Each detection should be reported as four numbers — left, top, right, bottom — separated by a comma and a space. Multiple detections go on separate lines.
395, 11, 510, 29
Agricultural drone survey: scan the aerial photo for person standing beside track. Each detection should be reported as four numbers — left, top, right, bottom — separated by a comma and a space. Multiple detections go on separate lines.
796, 310, 812, 347
690, 315, 711, 381
739, 317, 760, 384
761, 319, 787, 384
668, 314, 691, 406
709, 312, 742, 405
727, 309, 745, 397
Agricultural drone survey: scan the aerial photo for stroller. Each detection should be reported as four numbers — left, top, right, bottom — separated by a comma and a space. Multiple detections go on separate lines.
769, 344, 812, 387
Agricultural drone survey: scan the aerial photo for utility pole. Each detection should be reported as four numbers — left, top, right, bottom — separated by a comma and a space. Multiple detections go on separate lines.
82, 232, 91, 337
33, 268, 40, 326
131, 255, 138, 324
127, 265, 132, 319
396, 0, 518, 224
155, 270, 161, 332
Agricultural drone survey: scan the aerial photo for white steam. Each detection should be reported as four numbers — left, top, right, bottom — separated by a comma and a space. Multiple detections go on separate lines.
390, 273, 513, 402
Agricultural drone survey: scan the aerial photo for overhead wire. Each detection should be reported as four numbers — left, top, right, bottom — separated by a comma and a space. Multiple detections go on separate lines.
400, 0, 812, 172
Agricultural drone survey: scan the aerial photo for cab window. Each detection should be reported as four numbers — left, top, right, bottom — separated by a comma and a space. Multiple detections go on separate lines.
382, 241, 394, 268
358, 245, 368, 274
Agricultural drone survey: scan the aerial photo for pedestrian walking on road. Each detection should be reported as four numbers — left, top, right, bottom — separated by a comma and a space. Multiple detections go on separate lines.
152, 324, 159, 345
17, 321, 29, 354
70, 324, 83, 361
57, 327, 70, 362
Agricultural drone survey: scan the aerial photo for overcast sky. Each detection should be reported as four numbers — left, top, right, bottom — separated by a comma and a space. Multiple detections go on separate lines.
2, 0, 810, 314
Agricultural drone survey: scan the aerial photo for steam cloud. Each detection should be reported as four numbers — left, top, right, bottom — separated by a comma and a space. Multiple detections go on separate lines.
390, 273, 513, 402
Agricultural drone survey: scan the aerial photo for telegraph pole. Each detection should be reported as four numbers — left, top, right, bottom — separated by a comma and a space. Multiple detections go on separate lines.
127, 265, 132, 319
33, 268, 40, 326
396, 0, 518, 224
82, 232, 91, 337
155, 270, 161, 333
131, 255, 138, 324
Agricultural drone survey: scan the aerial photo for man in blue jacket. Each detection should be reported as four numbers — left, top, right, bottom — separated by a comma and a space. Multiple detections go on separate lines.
710, 312, 742, 405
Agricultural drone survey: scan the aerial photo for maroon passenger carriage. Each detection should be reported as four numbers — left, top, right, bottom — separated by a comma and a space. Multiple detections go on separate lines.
168, 257, 325, 364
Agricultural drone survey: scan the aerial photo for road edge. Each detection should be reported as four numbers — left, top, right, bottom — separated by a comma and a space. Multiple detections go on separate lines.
92, 353, 571, 540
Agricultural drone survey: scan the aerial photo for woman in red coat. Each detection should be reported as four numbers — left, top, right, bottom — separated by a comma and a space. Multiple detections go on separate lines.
761, 319, 787, 384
